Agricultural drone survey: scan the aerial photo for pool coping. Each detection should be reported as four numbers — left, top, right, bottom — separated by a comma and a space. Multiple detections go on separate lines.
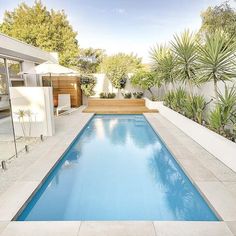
0, 111, 235, 235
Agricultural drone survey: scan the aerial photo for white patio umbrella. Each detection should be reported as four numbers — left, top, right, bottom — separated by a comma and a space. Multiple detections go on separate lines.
19, 61, 78, 86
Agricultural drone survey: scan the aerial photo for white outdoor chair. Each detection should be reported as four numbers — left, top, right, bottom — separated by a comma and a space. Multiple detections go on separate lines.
56, 94, 71, 116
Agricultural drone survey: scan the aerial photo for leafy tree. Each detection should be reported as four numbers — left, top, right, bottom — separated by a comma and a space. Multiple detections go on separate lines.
130, 70, 161, 100
78, 48, 105, 74
171, 30, 198, 95
0, 1, 79, 67
200, 2, 236, 38
197, 31, 236, 101
150, 45, 176, 91
80, 75, 96, 97
101, 53, 142, 90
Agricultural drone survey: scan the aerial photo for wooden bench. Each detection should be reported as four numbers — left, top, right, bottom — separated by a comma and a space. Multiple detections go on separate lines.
84, 99, 158, 114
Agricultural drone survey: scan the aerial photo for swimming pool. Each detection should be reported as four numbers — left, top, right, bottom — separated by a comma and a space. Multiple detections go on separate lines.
17, 115, 218, 221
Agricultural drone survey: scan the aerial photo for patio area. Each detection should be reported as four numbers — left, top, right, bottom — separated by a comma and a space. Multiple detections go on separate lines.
0, 108, 235, 235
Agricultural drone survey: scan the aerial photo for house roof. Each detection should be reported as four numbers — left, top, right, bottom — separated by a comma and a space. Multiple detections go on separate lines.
0, 33, 58, 63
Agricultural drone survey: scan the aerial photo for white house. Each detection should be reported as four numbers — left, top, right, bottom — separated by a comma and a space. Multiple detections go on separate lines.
0, 32, 58, 91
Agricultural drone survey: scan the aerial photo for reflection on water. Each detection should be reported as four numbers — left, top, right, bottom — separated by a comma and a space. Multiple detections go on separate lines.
148, 146, 215, 220
18, 115, 218, 221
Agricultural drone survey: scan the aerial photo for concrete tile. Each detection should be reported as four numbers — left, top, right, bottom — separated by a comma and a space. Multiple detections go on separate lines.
199, 159, 236, 182
168, 146, 197, 160
0, 222, 9, 234
226, 221, 236, 235
19, 143, 71, 182
0, 181, 39, 221
196, 181, 236, 221
154, 221, 233, 236
179, 159, 217, 181
78, 221, 156, 236
223, 182, 236, 198
0, 222, 80, 236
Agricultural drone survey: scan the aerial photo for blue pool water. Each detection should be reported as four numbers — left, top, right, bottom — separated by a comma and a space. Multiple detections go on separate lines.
18, 115, 218, 221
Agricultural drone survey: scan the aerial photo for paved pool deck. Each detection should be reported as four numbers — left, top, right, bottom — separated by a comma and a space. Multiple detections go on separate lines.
0, 109, 236, 235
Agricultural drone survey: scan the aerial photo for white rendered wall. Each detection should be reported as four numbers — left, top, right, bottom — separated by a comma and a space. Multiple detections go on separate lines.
89, 73, 143, 102
10, 87, 55, 137
22, 61, 38, 86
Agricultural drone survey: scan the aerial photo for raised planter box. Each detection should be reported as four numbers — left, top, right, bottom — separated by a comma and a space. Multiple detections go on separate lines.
145, 98, 236, 172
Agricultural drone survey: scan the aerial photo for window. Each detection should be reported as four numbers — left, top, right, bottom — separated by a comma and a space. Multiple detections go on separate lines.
0, 58, 8, 94
7, 59, 24, 87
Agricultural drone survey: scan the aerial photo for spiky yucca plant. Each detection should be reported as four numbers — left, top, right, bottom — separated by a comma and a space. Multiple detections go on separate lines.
184, 95, 207, 124
163, 90, 175, 108
208, 86, 236, 136
150, 45, 176, 91
171, 30, 198, 95
172, 88, 187, 113
198, 31, 236, 101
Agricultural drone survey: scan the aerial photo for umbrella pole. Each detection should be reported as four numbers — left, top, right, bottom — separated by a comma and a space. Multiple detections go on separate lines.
50, 73, 52, 87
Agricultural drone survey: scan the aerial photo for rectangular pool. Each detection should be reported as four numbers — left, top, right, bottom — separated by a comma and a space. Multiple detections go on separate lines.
17, 115, 218, 221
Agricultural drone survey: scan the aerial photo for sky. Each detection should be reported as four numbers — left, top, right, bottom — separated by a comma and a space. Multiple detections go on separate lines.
0, 0, 236, 62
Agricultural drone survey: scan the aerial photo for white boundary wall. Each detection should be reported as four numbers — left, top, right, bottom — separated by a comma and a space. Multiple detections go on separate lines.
145, 99, 236, 172
147, 79, 236, 112
91, 73, 143, 98
10, 87, 55, 137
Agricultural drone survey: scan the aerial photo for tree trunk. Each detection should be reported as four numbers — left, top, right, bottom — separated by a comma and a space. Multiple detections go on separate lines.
148, 88, 154, 97
163, 83, 167, 94
213, 79, 219, 102
188, 81, 194, 97
172, 82, 176, 91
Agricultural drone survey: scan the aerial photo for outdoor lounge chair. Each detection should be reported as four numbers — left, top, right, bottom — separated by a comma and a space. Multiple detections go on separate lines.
56, 94, 71, 116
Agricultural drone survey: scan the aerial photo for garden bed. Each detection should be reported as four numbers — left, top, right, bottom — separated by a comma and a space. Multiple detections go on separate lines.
145, 98, 236, 172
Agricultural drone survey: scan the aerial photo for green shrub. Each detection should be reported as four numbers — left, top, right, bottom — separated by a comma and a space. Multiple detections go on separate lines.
184, 95, 206, 124
99, 92, 107, 98
172, 88, 187, 113
107, 92, 116, 99
99, 92, 116, 99
208, 105, 224, 134
133, 92, 143, 99
80, 76, 96, 97
163, 90, 175, 108
208, 86, 236, 138
122, 92, 132, 99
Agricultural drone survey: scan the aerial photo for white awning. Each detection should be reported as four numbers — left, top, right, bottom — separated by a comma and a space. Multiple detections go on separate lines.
19, 61, 78, 75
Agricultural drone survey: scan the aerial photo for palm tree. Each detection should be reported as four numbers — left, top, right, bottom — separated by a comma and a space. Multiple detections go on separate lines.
150, 45, 176, 92
197, 31, 236, 101
171, 30, 198, 96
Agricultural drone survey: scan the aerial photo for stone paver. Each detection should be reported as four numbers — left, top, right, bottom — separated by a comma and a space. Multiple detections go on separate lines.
0, 222, 80, 236
223, 182, 236, 198
226, 222, 236, 236
78, 221, 156, 236
154, 222, 233, 236
0, 181, 39, 221
195, 181, 236, 221
178, 159, 217, 181
0, 223, 8, 235
199, 159, 236, 182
